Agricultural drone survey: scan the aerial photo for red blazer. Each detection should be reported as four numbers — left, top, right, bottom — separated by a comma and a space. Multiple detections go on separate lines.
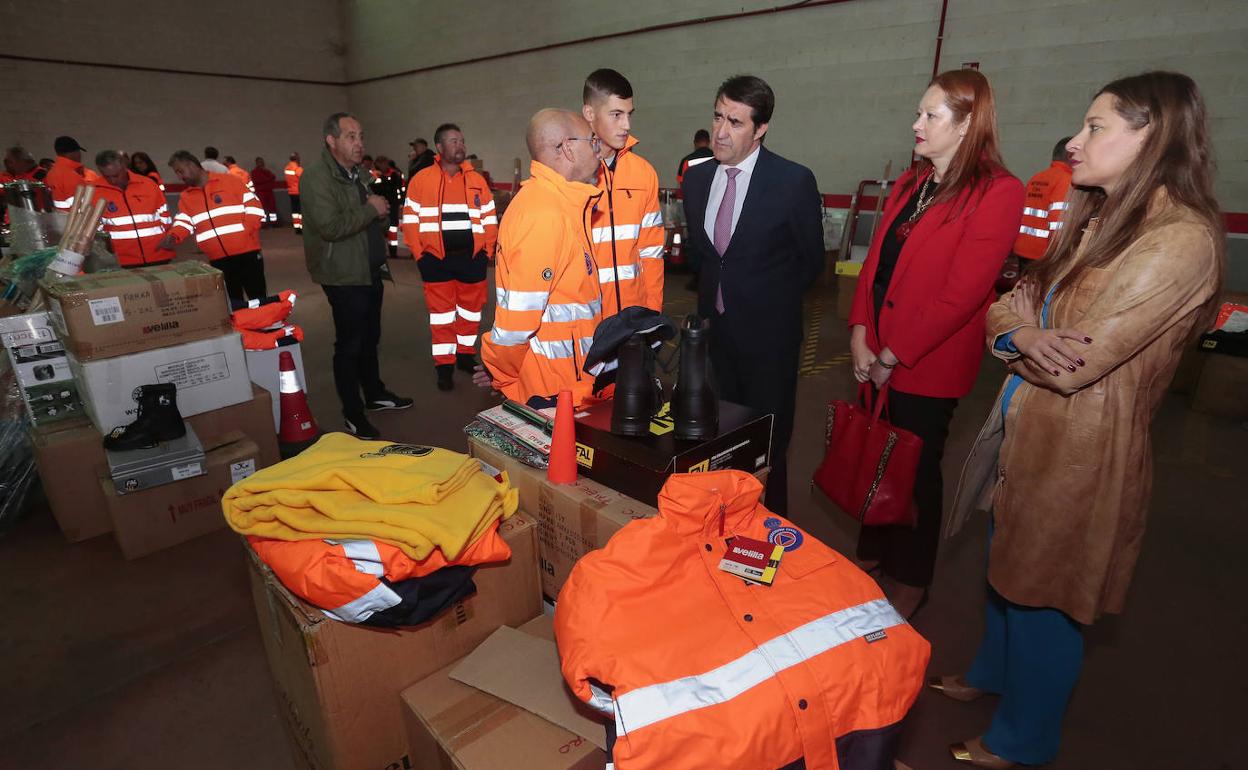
849, 166, 1024, 398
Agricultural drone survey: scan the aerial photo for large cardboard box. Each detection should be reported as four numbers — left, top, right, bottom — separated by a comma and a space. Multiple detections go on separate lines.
572, 399, 772, 507
70, 332, 252, 433
250, 512, 541, 770
31, 384, 278, 542
101, 431, 261, 559
469, 437, 656, 598
1191, 351, 1248, 421
245, 343, 308, 432
40, 261, 231, 361
401, 615, 607, 770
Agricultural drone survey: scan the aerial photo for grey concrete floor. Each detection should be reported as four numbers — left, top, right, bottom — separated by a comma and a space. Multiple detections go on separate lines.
0, 228, 1244, 770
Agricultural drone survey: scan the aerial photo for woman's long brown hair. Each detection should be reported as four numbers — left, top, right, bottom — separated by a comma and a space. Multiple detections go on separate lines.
914, 69, 1008, 214
1030, 71, 1224, 296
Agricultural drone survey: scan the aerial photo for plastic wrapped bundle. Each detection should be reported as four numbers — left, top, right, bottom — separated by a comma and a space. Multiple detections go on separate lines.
463, 418, 548, 470
0, 364, 36, 531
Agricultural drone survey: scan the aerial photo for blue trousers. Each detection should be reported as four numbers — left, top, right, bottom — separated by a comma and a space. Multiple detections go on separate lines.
965, 585, 1084, 765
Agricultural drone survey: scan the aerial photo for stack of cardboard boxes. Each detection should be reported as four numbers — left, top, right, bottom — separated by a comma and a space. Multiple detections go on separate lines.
24, 263, 279, 558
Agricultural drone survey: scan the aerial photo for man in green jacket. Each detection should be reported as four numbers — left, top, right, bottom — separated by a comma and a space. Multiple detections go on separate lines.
302, 112, 412, 439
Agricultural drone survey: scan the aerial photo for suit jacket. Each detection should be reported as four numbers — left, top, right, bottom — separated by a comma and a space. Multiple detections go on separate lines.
848, 166, 1025, 398
681, 146, 824, 350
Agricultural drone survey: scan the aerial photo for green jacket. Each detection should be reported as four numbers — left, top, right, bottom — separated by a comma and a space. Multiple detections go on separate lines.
301, 148, 379, 286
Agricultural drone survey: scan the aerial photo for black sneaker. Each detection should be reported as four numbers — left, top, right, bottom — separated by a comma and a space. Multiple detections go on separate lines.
436, 365, 454, 392
365, 391, 414, 411
344, 414, 381, 439
456, 353, 478, 373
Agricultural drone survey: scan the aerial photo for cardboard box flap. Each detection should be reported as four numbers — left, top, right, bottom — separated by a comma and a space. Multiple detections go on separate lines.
449, 624, 607, 749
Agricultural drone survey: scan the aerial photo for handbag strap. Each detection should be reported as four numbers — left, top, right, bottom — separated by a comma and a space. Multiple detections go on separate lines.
857, 383, 893, 424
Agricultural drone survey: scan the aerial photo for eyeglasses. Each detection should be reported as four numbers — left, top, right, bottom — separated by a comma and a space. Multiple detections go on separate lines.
558, 135, 601, 154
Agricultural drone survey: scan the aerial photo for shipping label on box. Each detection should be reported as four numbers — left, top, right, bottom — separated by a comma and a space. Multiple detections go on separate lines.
70, 332, 253, 433
40, 261, 232, 361
0, 312, 85, 425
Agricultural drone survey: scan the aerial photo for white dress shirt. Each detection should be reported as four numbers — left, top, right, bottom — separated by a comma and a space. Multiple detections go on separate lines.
703, 144, 760, 244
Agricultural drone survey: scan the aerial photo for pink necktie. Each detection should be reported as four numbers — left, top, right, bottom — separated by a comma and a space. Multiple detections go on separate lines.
713, 168, 741, 314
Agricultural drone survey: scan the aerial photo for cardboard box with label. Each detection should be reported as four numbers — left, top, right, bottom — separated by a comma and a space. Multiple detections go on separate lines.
70, 332, 252, 434
32, 384, 278, 543
40, 261, 232, 361
245, 342, 307, 432
572, 399, 772, 507
402, 615, 608, 770
0, 311, 85, 426
101, 430, 260, 559
469, 437, 655, 599
250, 512, 541, 770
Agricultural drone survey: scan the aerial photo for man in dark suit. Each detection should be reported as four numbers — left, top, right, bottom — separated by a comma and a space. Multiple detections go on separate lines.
681, 75, 824, 515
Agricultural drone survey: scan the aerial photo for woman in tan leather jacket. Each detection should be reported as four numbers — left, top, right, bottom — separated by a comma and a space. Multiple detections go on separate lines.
933, 71, 1225, 768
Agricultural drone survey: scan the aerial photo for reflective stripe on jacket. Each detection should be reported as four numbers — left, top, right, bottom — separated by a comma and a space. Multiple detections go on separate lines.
401, 158, 498, 259
480, 161, 604, 406
1013, 161, 1072, 261
593, 136, 664, 316
555, 471, 930, 770
284, 161, 303, 195
169, 172, 264, 260
95, 171, 175, 267
248, 524, 511, 623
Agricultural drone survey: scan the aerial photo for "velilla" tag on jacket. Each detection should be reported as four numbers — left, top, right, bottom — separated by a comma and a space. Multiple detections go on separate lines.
719, 536, 785, 586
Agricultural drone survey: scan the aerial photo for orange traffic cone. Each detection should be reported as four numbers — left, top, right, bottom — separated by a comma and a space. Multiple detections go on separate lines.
547, 389, 577, 484
278, 350, 320, 456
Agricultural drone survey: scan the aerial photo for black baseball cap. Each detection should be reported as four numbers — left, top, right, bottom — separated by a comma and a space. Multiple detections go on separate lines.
54, 136, 85, 153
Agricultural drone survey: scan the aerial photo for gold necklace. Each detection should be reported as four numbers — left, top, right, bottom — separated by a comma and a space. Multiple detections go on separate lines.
896, 175, 938, 242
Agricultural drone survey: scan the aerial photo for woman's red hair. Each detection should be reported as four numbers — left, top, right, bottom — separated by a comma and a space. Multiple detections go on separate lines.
920, 69, 1007, 211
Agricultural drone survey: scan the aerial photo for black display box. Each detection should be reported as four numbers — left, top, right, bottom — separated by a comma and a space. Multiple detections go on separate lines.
572, 399, 773, 506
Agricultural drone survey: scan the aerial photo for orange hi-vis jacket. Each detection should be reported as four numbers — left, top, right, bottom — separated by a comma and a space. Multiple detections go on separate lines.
555, 471, 930, 770
45, 156, 101, 212
401, 158, 498, 259
592, 136, 664, 316
169, 172, 264, 260
481, 161, 604, 406
228, 163, 255, 192
284, 160, 303, 195
95, 171, 175, 267
247, 519, 512, 623
1013, 160, 1072, 261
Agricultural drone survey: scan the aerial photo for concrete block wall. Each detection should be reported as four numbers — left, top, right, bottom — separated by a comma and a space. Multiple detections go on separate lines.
341, 0, 1248, 210
0, 0, 348, 181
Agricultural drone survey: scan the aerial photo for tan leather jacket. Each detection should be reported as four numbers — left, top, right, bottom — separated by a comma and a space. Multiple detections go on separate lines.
948, 193, 1221, 624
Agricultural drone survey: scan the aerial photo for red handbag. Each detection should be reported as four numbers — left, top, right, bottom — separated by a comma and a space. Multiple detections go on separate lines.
812, 384, 922, 527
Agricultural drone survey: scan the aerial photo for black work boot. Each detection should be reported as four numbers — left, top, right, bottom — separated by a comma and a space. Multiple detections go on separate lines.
436, 364, 454, 391
611, 334, 662, 437
103, 383, 187, 451
672, 315, 718, 441
456, 353, 477, 373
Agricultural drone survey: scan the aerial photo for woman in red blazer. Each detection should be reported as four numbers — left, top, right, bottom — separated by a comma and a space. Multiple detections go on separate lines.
848, 69, 1024, 617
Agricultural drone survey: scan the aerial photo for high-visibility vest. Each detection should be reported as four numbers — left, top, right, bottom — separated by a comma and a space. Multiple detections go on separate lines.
95, 171, 175, 267
401, 158, 498, 259
45, 156, 101, 212
248, 522, 512, 623
230, 289, 297, 330
480, 161, 605, 407
283, 161, 303, 195
169, 172, 264, 260
676, 146, 715, 186
1013, 161, 1073, 261
228, 163, 256, 193
592, 136, 665, 316
556, 470, 930, 770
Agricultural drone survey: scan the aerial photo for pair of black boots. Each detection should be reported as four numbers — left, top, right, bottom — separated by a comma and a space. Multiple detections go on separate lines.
103, 383, 186, 451
613, 315, 717, 441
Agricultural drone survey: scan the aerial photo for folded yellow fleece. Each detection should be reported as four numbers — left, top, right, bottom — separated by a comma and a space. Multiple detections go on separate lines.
222, 433, 518, 560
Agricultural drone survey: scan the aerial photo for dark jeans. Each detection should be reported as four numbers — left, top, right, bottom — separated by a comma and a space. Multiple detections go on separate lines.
709, 324, 800, 515
323, 279, 386, 419
212, 250, 267, 303
856, 387, 958, 587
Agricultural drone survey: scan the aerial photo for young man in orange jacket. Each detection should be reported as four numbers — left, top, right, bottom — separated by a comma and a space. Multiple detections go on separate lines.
582, 69, 665, 318
45, 136, 102, 213
402, 123, 498, 391
1012, 136, 1074, 266
475, 109, 605, 408
94, 150, 175, 268
160, 150, 267, 302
